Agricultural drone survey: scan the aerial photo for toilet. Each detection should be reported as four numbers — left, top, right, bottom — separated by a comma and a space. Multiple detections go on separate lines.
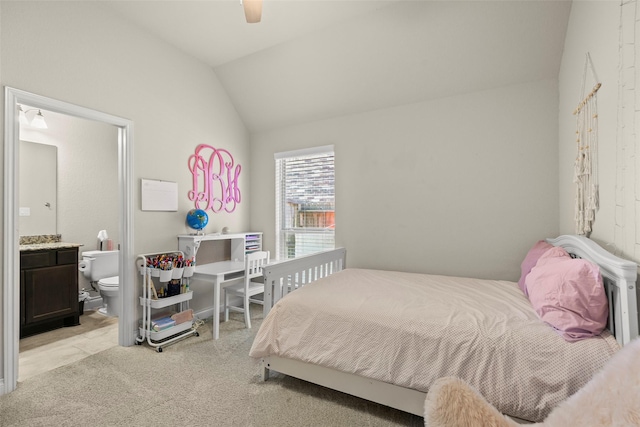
79, 250, 120, 316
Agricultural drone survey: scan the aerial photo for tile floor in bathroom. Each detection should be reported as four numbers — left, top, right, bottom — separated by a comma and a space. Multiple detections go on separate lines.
18, 309, 119, 382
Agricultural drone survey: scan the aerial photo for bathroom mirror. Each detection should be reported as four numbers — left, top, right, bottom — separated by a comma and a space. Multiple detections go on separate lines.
19, 140, 57, 236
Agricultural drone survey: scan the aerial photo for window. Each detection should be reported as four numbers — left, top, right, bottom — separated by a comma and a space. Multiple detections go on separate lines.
275, 145, 335, 260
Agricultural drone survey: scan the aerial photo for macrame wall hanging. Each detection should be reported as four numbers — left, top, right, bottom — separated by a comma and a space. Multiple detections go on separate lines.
573, 53, 600, 236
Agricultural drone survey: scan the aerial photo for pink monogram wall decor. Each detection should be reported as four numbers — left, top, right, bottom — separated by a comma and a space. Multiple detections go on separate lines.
188, 144, 241, 213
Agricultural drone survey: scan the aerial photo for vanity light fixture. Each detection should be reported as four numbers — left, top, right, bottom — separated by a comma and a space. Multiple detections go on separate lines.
18, 105, 48, 129
18, 105, 29, 125
30, 110, 48, 129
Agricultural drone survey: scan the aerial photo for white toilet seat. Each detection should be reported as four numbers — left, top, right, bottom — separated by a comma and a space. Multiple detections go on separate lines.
98, 276, 119, 289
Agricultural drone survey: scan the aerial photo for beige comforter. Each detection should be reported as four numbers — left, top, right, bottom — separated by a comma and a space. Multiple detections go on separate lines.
249, 268, 619, 422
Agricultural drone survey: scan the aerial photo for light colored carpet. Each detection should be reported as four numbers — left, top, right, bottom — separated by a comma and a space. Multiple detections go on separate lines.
1, 310, 424, 427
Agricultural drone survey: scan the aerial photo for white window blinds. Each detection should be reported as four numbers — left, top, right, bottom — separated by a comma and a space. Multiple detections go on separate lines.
275, 145, 335, 260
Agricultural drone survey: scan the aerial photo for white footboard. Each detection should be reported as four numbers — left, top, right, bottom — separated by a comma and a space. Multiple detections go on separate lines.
262, 248, 346, 318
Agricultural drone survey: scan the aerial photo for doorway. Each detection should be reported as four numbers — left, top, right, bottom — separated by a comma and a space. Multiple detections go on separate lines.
3, 87, 135, 395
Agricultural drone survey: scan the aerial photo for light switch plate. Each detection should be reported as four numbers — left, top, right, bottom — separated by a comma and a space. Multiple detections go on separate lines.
19, 207, 30, 216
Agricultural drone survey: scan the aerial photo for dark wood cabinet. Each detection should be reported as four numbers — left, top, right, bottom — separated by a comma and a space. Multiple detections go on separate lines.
20, 248, 80, 337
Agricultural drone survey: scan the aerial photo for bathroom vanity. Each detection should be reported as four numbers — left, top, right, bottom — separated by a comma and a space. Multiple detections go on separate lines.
19, 236, 83, 337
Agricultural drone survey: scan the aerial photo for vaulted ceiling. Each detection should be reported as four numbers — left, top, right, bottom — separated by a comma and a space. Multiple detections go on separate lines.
102, 0, 572, 132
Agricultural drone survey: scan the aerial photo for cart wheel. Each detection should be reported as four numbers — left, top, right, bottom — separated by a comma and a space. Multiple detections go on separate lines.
134, 340, 141, 345
195, 332, 200, 337
157, 347, 163, 353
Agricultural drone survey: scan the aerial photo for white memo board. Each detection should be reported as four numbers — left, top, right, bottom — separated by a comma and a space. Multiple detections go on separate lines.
141, 178, 178, 211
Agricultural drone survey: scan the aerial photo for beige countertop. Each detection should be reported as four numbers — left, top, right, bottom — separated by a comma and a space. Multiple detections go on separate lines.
19, 242, 84, 252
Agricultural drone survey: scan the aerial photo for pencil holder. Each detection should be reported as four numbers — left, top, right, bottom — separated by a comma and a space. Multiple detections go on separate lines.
159, 269, 172, 282
150, 268, 160, 278
183, 266, 195, 278
167, 281, 181, 296
172, 267, 184, 280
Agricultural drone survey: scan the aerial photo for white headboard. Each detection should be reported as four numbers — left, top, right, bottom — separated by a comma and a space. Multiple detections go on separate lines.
546, 235, 639, 346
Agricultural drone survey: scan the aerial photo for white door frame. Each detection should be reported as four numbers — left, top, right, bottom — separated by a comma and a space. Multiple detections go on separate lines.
2, 87, 135, 395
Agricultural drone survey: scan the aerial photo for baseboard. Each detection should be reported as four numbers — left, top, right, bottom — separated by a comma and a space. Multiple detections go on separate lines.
195, 307, 214, 321
83, 295, 103, 311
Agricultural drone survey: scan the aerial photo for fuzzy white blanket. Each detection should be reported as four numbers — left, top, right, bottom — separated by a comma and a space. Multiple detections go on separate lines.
425, 337, 640, 426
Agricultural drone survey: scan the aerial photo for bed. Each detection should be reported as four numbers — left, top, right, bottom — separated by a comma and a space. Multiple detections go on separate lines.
249, 235, 639, 422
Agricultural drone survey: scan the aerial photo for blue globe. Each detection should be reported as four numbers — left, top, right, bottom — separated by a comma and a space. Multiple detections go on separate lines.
186, 209, 208, 231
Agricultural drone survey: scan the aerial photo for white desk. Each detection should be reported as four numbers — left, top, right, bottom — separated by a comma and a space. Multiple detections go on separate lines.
193, 260, 245, 340
177, 233, 262, 262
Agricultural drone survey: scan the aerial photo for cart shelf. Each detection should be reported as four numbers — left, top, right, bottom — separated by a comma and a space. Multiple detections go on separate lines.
139, 321, 195, 342
139, 291, 193, 309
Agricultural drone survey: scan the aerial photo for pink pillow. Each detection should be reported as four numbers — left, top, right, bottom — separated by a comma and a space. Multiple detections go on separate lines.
525, 252, 608, 342
518, 240, 554, 296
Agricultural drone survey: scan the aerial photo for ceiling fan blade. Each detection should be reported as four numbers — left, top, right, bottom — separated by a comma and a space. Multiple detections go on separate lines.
243, 0, 262, 23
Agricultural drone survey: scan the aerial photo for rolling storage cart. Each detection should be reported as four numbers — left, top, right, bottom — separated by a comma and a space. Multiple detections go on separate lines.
135, 251, 198, 352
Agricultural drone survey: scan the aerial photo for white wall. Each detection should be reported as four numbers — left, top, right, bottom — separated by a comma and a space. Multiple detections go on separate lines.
251, 79, 560, 281
0, 2, 250, 253
559, 1, 621, 250
0, 0, 250, 384
559, 1, 640, 262
559, 0, 640, 325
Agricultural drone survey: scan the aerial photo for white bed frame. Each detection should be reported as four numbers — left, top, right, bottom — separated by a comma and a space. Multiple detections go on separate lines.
546, 235, 639, 346
262, 247, 347, 318
258, 236, 638, 419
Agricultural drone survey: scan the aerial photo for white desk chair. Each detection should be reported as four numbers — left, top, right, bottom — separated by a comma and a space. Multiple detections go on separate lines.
224, 251, 270, 329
